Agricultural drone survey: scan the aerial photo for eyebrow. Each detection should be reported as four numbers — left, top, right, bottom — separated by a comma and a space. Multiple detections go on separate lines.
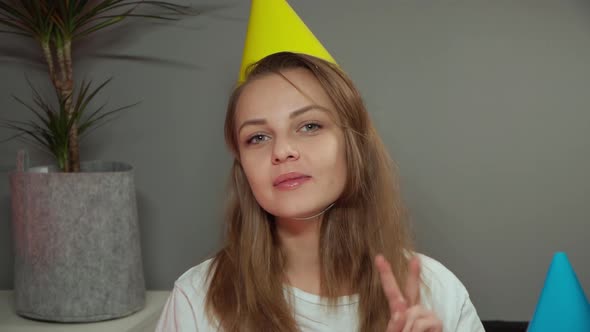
237, 105, 329, 134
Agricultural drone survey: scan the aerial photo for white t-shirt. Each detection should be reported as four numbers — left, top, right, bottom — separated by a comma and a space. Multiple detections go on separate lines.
155, 253, 485, 331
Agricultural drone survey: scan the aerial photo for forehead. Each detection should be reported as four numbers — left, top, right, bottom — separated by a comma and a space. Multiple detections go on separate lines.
235, 68, 336, 122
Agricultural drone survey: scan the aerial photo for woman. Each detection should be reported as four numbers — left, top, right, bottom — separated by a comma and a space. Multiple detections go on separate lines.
156, 52, 485, 331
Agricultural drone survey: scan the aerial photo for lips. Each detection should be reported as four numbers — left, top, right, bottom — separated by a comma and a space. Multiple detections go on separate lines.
273, 172, 311, 186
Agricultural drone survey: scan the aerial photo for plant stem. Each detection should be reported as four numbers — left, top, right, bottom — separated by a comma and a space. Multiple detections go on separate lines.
56, 42, 68, 85
55, 38, 79, 172
62, 38, 80, 172
64, 39, 73, 82
41, 38, 71, 172
41, 40, 57, 88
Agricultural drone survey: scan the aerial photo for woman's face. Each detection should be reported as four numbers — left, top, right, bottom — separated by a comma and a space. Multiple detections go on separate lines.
235, 68, 347, 220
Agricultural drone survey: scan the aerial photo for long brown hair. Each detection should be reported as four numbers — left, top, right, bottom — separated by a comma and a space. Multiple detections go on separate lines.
205, 52, 416, 331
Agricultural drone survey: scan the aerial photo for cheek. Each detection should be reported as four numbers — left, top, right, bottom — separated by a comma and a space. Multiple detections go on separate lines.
333, 143, 348, 187
240, 153, 271, 197
336, 145, 348, 178
310, 135, 347, 184
329, 133, 348, 194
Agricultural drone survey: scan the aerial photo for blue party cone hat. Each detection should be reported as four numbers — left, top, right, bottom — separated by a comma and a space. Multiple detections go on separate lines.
528, 252, 590, 331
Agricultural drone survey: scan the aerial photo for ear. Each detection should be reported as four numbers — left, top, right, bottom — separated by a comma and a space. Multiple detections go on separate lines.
230, 149, 244, 171
231, 149, 241, 163
225, 141, 240, 161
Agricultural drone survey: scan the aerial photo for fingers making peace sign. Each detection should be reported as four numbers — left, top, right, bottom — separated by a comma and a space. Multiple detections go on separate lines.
375, 254, 443, 332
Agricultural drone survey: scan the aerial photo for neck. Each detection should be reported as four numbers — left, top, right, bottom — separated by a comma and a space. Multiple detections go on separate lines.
276, 216, 322, 293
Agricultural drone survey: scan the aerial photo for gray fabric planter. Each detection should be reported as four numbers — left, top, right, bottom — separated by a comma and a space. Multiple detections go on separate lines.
9, 152, 146, 322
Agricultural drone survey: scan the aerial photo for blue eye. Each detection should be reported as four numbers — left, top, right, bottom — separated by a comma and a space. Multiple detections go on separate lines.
247, 134, 269, 145
300, 123, 322, 132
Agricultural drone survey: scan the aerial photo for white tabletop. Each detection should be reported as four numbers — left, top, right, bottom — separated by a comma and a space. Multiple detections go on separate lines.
0, 290, 170, 332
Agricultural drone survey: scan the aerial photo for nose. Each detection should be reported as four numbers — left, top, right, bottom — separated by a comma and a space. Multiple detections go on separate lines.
271, 136, 299, 165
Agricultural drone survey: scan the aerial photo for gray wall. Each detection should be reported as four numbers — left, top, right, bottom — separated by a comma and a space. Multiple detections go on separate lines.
1, 0, 589, 321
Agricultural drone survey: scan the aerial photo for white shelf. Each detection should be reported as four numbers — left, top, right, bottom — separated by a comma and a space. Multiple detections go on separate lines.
0, 290, 170, 332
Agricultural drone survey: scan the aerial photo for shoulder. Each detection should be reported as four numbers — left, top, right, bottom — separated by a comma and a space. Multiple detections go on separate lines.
155, 258, 219, 331
415, 253, 484, 331
417, 253, 468, 298
174, 257, 215, 296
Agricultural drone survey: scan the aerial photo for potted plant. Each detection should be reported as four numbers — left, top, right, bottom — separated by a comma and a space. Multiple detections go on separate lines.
0, 0, 198, 322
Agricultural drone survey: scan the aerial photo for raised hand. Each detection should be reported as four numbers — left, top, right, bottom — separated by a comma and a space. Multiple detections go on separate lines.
375, 254, 443, 332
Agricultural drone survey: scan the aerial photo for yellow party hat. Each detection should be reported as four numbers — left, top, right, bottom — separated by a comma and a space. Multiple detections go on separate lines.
239, 0, 337, 82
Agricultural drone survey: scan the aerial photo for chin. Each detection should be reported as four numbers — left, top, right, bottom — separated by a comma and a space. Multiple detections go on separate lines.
266, 201, 329, 220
